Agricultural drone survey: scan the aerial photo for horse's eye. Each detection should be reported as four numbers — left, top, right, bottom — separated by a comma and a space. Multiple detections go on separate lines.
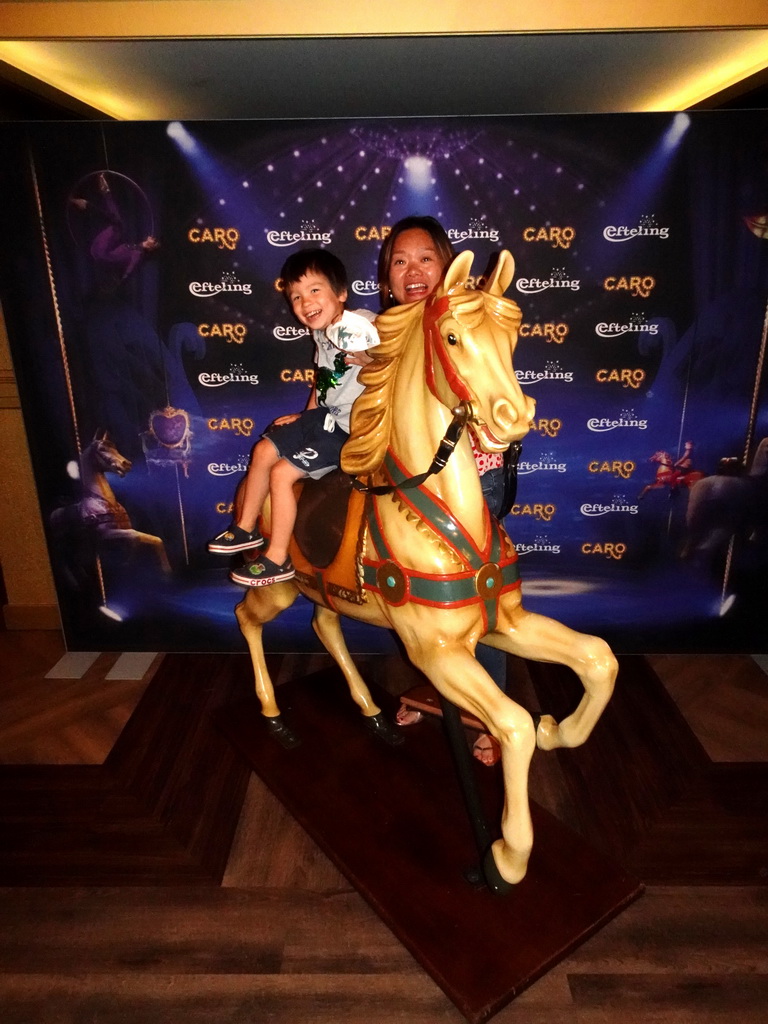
446, 332, 459, 346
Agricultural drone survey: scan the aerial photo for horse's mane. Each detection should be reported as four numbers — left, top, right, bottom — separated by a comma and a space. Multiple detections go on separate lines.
340, 301, 418, 476
341, 287, 522, 477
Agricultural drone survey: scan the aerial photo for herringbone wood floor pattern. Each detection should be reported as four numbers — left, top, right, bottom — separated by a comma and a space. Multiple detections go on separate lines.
1, 629, 766, 1023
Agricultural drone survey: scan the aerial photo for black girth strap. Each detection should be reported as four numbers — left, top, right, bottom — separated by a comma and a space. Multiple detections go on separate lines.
349, 403, 471, 496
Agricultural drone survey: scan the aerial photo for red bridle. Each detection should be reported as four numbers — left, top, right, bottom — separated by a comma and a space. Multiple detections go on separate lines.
422, 294, 474, 406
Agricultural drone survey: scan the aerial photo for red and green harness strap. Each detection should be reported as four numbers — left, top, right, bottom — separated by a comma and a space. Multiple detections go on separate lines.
361, 451, 520, 631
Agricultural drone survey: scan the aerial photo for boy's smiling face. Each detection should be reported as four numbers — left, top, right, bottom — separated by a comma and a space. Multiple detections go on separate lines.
287, 272, 347, 332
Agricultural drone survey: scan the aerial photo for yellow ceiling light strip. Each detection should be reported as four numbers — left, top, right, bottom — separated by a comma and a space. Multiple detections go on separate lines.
1, 32, 767, 120
0, 1, 767, 38
0, 41, 140, 118
644, 35, 768, 109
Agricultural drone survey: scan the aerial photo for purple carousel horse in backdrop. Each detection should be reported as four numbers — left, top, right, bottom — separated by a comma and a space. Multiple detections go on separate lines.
50, 431, 170, 588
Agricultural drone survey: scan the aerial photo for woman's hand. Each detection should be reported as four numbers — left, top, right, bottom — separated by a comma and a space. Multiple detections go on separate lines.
345, 350, 374, 367
272, 413, 301, 427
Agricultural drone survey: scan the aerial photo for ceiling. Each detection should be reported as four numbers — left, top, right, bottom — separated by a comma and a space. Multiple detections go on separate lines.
0, 2, 767, 121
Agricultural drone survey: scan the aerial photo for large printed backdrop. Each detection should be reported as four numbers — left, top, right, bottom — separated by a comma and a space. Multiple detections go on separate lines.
0, 113, 766, 653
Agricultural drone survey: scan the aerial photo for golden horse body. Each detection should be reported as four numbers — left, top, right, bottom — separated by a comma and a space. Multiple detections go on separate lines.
235, 250, 617, 889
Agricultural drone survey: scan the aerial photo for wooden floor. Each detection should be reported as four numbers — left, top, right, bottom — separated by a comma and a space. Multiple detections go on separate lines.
1, 628, 767, 1023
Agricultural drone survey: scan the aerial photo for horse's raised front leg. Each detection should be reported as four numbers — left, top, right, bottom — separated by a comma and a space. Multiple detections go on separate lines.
98, 525, 172, 573
133, 530, 172, 573
404, 637, 536, 886
312, 605, 402, 745
488, 603, 617, 752
235, 581, 299, 720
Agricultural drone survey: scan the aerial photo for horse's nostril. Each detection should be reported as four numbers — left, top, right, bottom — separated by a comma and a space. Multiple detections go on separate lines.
492, 399, 517, 430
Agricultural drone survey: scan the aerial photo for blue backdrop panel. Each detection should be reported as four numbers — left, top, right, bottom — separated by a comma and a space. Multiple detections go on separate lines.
0, 113, 766, 653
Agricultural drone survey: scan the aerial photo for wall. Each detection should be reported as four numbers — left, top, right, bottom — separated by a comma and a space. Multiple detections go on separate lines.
0, 302, 58, 627
0, 63, 100, 629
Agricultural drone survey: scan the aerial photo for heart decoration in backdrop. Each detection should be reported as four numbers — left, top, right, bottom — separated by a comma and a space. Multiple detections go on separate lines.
149, 406, 191, 448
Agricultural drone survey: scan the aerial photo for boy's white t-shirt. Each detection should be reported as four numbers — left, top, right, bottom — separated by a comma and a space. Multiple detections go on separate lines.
313, 309, 379, 434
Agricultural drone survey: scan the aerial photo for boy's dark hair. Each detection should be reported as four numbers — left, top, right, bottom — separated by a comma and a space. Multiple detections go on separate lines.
279, 248, 348, 303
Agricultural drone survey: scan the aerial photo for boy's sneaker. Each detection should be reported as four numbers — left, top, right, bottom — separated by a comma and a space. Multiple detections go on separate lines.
208, 525, 264, 554
230, 555, 295, 587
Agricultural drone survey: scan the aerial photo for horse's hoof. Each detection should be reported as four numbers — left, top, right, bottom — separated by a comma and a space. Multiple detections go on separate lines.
364, 711, 405, 746
264, 715, 301, 749
482, 845, 515, 897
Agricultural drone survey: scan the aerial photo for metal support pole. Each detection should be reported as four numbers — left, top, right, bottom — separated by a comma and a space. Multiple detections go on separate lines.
437, 693, 493, 865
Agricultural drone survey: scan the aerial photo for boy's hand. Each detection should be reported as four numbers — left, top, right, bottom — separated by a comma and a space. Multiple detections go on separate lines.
272, 413, 301, 427
325, 310, 379, 353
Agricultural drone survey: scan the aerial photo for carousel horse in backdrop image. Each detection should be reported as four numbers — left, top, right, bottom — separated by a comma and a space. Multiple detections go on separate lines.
682, 436, 768, 562
638, 442, 704, 500
235, 250, 617, 890
50, 430, 171, 588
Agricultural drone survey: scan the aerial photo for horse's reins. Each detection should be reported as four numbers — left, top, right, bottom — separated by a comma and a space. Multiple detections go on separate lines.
349, 401, 472, 495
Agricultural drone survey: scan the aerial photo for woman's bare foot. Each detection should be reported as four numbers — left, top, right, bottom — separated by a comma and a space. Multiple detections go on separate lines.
472, 732, 501, 766
395, 704, 423, 726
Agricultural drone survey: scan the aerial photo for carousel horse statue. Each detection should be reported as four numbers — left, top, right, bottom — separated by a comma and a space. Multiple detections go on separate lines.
235, 251, 617, 891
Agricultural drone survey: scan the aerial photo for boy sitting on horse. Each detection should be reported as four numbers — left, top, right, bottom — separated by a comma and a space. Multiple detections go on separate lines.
209, 248, 380, 587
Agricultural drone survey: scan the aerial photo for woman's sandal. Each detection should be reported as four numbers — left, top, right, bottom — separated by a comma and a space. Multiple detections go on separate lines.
472, 732, 502, 766
395, 704, 424, 726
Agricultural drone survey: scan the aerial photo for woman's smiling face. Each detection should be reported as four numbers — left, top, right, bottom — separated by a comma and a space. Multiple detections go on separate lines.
387, 228, 446, 305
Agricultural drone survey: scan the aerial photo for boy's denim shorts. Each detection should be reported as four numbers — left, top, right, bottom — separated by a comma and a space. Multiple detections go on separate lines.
263, 407, 348, 480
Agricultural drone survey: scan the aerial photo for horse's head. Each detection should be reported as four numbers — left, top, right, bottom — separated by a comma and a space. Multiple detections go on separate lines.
423, 250, 536, 451
650, 451, 672, 465
342, 250, 535, 477
84, 431, 132, 477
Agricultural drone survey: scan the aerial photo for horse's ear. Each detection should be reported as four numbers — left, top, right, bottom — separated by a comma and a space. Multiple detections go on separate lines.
443, 250, 474, 294
482, 250, 515, 296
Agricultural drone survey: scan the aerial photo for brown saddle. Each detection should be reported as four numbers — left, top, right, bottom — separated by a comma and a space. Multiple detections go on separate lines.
289, 469, 367, 604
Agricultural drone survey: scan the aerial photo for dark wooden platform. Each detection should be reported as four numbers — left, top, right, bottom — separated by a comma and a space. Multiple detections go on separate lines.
1, 650, 765, 891
216, 672, 643, 1023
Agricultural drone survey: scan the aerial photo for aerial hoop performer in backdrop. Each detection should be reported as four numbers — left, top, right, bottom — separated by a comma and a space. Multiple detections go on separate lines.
69, 171, 160, 282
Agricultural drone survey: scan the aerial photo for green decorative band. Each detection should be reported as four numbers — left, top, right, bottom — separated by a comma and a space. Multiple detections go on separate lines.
363, 558, 520, 609
366, 452, 519, 627
382, 450, 489, 567
366, 503, 390, 564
